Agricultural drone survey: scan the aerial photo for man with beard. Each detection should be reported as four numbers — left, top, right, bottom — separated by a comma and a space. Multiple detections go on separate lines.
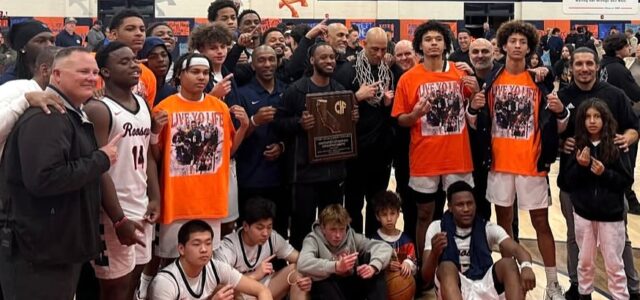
556, 47, 640, 300
449, 29, 473, 67
327, 23, 350, 68
231, 22, 327, 86
392, 21, 477, 260
235, 46, 290, 237
274, 43, 358, 249
0, 20, 54, 85
345, 26, 363, 62
334, 27, 403, 237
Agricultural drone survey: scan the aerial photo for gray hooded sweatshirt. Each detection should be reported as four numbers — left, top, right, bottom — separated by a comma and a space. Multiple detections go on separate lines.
297, 221, 393, 281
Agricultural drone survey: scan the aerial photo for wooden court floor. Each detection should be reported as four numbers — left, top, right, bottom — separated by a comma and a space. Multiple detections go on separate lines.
384, 156, 640, 300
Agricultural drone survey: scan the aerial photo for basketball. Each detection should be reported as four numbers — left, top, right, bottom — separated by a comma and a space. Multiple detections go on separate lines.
385, 270, 416, 300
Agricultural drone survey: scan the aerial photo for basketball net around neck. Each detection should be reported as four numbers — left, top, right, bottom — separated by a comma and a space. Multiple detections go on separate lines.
353, 51, 392, 107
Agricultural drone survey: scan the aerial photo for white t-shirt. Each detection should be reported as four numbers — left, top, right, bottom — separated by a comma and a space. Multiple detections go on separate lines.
0, 79, 42, 157
149, 259, 242, 300
215, 229, 295, 282
425, 220, 508, 273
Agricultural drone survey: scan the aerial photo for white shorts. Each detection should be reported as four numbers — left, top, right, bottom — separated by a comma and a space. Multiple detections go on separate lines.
435, 266, 505, 300
486, 171, 550, 211
92, 213, 153, 280
409, 173, 474, 194
155, 219, 221, 258
221, 159, 239, 223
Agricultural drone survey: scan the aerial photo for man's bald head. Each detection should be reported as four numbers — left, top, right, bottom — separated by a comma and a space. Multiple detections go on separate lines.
469, 38, 493, 71
394, 40, 416, 71
252, 45, 276, 60
363, 27, 388, 65
251, 45, 277, 82
327, 23, 348, 54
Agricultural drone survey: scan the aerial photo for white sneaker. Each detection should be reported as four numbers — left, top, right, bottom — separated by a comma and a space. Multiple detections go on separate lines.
545, 282, 566, 300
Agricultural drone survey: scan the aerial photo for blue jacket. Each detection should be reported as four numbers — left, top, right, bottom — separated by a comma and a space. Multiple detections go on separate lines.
236, 77, 287, 188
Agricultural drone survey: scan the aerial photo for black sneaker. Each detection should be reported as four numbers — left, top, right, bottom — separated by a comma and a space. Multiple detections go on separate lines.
564, 284, 579, 300
629, 199, 640, 215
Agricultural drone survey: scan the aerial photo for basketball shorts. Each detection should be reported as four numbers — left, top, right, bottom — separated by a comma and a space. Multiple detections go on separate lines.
92, 212, 153, 279
435, 266, 505, 300
408, 173, 474, 195
486, 171, 550, 211
221, 159, 239, 223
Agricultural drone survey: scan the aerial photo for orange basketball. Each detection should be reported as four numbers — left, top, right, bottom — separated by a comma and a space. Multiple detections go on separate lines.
385, 271, 416, 300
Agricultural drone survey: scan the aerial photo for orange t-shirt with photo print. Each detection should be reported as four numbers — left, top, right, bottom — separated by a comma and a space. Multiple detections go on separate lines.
152, 93, 235, 224
488, 70, 545, 177
391, 62, 473, 177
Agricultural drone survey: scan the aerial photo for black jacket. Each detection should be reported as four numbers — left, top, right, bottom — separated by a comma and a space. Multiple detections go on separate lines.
475, 65, 561, 173
556, 81, 639, 191
565, 142, 633, 222
274, 77, 347, 183
0, 87, 110, 264
600, 55, 640, 102
333, 61, 402, 152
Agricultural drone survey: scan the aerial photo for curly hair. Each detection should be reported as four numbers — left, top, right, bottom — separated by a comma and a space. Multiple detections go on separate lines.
495, 21, 539, 57
188, 22, 233, 51
412, 21, 452, 56
207, 0, 237, 23
574, 98, 619, 164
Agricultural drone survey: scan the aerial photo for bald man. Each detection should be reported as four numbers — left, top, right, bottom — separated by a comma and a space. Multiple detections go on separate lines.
235, 45, 290, 237
327, 23, 349, 56
467, 38, 497, 221
394, 40, 417, 71
469, 38, 496, 86
335, 27, 404, 236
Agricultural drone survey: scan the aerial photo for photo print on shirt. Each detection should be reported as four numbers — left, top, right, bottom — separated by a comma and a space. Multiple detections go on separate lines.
491, 84, 536, 139
418, 81, 466, 136
169, 111, 225, 176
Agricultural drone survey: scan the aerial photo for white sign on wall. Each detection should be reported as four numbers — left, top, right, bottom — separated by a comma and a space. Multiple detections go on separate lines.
563, 0, 638, 15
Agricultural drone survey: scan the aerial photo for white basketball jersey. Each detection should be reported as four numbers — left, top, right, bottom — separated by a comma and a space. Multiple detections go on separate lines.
101, 95, 151, 219
150, 259, 242, 300
216, 229, 295, 276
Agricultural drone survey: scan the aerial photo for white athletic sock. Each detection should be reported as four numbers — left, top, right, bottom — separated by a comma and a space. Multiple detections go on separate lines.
138, 273, 153, 298
545, 267, 558, 287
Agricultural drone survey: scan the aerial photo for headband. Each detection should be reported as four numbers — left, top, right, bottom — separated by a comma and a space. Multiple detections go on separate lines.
182, 56, 210, 70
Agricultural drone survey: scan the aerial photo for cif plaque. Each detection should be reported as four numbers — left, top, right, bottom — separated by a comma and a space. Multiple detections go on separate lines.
305, 91, 358, 163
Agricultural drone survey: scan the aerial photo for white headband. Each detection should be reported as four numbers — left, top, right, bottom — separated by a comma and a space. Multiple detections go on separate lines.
182, 56, 210, 70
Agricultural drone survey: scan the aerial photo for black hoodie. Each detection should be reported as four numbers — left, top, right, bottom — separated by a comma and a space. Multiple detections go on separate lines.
556, 80, 639, 191
600, 55, 640, 103
565, 141, 633, 222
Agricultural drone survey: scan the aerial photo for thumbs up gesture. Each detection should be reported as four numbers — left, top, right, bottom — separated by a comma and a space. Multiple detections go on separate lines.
100, 133, 123, 166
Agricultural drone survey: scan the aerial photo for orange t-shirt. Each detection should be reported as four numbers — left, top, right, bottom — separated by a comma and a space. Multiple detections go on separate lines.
152, 93, 235, 224
391, 63, 473, 177
488, 70, 545, 176
95, 62, 157, 108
